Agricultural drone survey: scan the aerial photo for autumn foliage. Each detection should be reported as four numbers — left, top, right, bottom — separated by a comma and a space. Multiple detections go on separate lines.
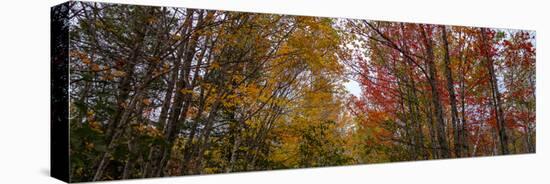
63, 2, 535, 182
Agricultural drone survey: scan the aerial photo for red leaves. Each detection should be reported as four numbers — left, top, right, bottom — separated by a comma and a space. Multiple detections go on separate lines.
348, 23, 535, 156
503, 40, 512, 47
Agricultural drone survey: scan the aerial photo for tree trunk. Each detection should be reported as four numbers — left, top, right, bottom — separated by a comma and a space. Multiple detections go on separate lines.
226, 129, 241, 173
398, 23, 426, 159
420, 25, 450, 158
480, 28, 510, 155
458, 48, 470, 157
440, 26, 461, 157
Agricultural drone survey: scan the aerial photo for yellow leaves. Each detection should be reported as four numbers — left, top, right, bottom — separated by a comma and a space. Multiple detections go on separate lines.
222, 100, 236, 108
281, 17, 343, 76
180, 88, 194, 95
142, 98, 152, 106
243, 85, 261, 97
199, 29, 215, 37
172, 34, 182, 41
277, 44, 293, 57
226, 94, 237, 100
162, 63, 170, 70
222, 92, 243, 108
232, 74, 245, 83
86, 110, 95, 116
258, 95, 270, 103
89, 121, 103, 133
245, 119, 259, 129
112, 70, 127, 77
134, 123, 146, 132
199, 82, 213, 92
94, 20, 104, 28
244, 119, 254, 126
209, 62, 221, 70
203, 168, 216, 174
133, 123, 163, 138
272, 98, 290, 107
86, 110, 95, 121
150, 56, 161, 63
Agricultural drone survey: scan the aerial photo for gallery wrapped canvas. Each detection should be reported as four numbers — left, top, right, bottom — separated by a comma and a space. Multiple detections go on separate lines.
51, 1, 536, 182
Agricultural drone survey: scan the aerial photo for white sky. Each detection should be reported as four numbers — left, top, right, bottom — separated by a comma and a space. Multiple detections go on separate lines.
344, 80, 362, 97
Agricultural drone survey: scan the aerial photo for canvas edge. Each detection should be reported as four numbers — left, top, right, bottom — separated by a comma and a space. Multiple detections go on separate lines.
51, 1, 71, 183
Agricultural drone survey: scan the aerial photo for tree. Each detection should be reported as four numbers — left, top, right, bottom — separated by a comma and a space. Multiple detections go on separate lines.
66, 2, 536, 181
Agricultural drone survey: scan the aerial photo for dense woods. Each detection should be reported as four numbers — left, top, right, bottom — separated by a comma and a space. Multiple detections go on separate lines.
63, 2, 535, 182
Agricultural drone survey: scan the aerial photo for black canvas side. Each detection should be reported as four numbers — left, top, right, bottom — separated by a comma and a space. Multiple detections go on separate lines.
51, 1, 71, 183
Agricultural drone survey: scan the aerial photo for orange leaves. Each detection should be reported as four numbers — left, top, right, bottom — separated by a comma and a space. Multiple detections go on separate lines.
142, 98, 152, 106
149, 56, 161, 64
238, 84, 261, 98
96, 68, 126, 81
70, 51, 92, 65
366, 111, 390, 124
132, 123, 163, 138
186, 106, 199, 118
90, 63, 103, 72
85, 110, 103, 133
119, 101, 128, 109
209, 62, 221, 70
82, 57, 92, 65
85, 142, 95, 151
88, 121, 103, 133
111, 70, 127, 77
146, 16, 158, 24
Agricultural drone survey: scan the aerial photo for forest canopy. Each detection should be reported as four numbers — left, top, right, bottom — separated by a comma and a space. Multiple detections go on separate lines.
62, 2, 535, 182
